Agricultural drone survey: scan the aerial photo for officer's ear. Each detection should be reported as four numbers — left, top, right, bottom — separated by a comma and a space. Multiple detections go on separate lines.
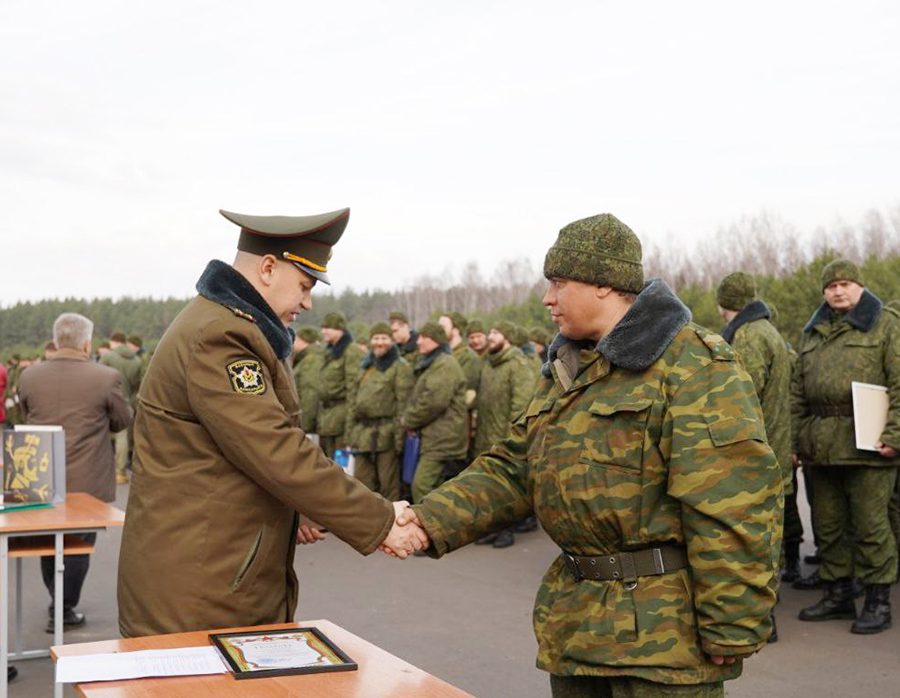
257, 254, 280, 287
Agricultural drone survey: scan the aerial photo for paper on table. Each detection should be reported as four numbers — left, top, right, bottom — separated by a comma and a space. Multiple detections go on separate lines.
56, 646, 229, 684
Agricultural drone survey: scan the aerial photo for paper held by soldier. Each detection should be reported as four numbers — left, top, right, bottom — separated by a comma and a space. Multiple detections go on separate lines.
851, 381, 889, 451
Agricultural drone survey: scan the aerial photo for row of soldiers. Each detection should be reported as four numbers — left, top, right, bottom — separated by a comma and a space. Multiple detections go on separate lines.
291, 311, 551, 548
714, 261, 900, 637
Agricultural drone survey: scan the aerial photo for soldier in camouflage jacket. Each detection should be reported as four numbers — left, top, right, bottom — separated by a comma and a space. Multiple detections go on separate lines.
402, 215, 782, 697
318, 313, 364, 458
292, 327, 324, 434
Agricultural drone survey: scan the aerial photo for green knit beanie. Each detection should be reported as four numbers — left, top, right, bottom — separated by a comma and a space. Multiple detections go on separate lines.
321, 312, 347, 330
493, 320, 515, 341
418, 321, 447, 344
389, 311, 409, 324
821, 260, 863, 290
543, 214, 643, 293
369, 321, 392, 338
716, 272, 757, 311
466, 319, 485, 336
447, 311, 468, 334
296, 326, 319, 343
529, 326, 550, 346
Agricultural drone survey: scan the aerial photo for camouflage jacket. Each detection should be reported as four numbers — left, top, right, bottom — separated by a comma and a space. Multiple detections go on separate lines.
318, 332, 364, 438
473, 345, 535, 456
292, 345, 325, 433
414, 280, 782, 684
791, 290, 900, 466
101, 345, 143, 403
723, 301, 793, 493
403, 347, 467, 461
347, 345, 413, 454
452, 342, 482, 392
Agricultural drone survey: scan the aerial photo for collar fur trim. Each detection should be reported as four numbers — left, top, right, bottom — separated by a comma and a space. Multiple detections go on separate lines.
362, 344, 400, 372
542, 279, 692, 376
327, 330, 354, 359
196, 260, 293, 361
415, 343, 450, 373
722, 300, 771, 344
401, 331, 418, 355
803, 289, 883, 334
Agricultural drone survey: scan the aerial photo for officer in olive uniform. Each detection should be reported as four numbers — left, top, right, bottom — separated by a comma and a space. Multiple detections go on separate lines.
347, 322, 413, 501
399, 214, 782, 698
318, 312, 364, 460
292, 326, 324, 434
117, 207, 424, 637
793, 260, 900, 634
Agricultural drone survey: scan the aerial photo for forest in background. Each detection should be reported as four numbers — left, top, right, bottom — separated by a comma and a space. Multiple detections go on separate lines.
3, 208, 900, 361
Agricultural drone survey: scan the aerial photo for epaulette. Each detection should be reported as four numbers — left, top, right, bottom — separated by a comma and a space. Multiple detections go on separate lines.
884, 305, 900, 320
227, 306, 256, 323
693, 325, 735, 361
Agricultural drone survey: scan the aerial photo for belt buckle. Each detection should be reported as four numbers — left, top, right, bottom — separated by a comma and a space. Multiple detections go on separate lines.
563, 553, 583, 582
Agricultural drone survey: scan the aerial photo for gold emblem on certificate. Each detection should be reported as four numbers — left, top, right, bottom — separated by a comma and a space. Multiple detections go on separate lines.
210, 627, 357, 679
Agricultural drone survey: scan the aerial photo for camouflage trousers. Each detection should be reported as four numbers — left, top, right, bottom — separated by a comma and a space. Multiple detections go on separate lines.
811, 465, 899, 584
549, 675, 723, 698
890, 474, 900, 558
411, 456, 447, 504
353, 450, 401, 502
113, 429, 129, 476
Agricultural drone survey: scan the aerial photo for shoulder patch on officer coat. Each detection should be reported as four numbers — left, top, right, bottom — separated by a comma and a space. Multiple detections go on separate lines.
226, 359, 267, 395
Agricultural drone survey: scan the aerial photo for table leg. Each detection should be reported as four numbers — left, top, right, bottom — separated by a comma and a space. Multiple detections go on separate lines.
1, 534, 9, 698
54, 533, 63, 698
14, 560, 21, 657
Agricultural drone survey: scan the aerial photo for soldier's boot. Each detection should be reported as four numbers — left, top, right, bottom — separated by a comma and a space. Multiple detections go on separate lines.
850, 584, 892, 634
475, 533, 499, 545
768, 614, 778, 643
781, 543, 801, 584
798, 578, 857, 622
793, 567, 823, 590
513, 515, 538, 533
492, 529, 515, 549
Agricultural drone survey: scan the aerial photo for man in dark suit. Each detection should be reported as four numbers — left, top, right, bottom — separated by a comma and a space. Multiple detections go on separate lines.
18, 312, 132, 631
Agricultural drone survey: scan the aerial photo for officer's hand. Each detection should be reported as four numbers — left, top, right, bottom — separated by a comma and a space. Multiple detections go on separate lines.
296, 524, 327, 545
791, 453, 800, 468
874, 441, 899, 458
380, 502, 429, 559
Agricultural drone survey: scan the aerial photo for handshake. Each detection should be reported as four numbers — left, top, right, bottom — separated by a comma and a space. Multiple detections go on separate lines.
295, 501, 430, 558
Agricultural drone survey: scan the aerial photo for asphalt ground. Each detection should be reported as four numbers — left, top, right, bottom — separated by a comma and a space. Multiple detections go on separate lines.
6, 476, 900, 698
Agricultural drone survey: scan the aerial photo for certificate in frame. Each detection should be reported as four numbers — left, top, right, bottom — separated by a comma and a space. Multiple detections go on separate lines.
210, 626, 357, 680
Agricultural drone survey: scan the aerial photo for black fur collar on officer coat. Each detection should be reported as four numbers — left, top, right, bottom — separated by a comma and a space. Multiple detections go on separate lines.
803, 289, 883, 334
361, 344, 400, 372
722, 300, 771, 344
542, 278, 692, 376
327, 330, 354, 360
415, 343, 450, 373
196, 260, 294, 361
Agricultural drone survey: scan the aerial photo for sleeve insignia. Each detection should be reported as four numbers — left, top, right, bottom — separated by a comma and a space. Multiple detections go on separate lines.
226, 359, 267, 395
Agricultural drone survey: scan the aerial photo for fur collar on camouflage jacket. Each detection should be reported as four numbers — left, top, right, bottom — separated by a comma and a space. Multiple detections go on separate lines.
327, 330, 354, 360
804, 289, 883, 334
542, 278, 692, 376
415, 343, 450, 373
196, 260, 294, 361
361, 344, 400, 372
722, 300, 771, 344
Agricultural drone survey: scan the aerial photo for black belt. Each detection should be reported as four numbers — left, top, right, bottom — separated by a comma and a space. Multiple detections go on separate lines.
808, 403, 853, 417
563, 545, 688, 585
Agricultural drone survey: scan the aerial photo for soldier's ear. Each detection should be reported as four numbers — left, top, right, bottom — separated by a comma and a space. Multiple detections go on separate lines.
595, 286, 614, 300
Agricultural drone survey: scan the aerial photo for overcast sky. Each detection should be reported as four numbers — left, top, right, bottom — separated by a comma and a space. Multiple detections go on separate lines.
1, 1, 898, 304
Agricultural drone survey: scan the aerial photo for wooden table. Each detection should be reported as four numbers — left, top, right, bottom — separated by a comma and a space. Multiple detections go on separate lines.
0, 493, 126, 698
52, 620, 477, 697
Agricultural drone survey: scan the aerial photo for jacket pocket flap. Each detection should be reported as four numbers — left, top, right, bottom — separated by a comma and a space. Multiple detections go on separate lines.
589, 397, 655, 416
845, 338, 880, 348
524, 397, 554, 418
707, 417, 765, 446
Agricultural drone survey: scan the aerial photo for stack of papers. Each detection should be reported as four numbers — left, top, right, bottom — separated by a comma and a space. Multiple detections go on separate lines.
56, 646, 229, 684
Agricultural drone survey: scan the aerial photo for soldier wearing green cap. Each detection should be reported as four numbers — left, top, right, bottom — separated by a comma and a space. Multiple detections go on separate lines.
466, 319, 489, 359
101, 331, 143, 484
389, 311, 419, 362
347, 322, 414, 501
530, 326, 551, 364
793, 259, 900, 634
292, 326, 324, 434
438, 312, 481, 394
401, 321, 467, 502
117, 207, 427, 638
397, 213, 782, 698
890, 299, 900, 575
319, 312, 364, 459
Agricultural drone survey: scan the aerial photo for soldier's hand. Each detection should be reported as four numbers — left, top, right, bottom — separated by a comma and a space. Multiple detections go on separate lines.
296, 524, 327, 545
874, 441, 899, 458
708, 654, 740, 665
379, 501, 429, 559
791, 453, 800, 468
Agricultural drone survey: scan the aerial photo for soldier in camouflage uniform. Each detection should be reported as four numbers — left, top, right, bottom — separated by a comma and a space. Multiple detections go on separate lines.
318, 312, 364, 459
292, 326, 324, 434
513, 324, 543, 374
793, 260, 900, 634
438, 312, 482, 394
347, 322, 413, 501
472, 319, 536, 548
889, 299, 900, 575
389, 311, 419, 362
466, 319, 488, 360
530, 326, 551, 365
399, 214, 782, 698
102, 331, 143, 484
402, 321, 467, 503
